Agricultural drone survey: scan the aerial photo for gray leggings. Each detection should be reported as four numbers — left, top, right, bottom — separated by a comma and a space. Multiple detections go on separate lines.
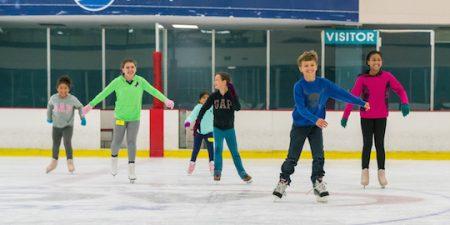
111, 121, 140, 162
52, 126, 74, 160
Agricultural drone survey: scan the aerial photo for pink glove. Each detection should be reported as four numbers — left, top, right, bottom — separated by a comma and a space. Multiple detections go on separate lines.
184, 121, 191, 128
165, 99, 174, 109
82, 105, 93, 116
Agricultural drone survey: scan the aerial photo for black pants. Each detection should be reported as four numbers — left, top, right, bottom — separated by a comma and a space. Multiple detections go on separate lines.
52, 126, 74, 160
361, 118, 387, 170
280, 125, 325, 185
190, 132, 214, 162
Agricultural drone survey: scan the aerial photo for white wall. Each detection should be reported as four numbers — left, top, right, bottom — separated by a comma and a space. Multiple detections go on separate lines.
164, 110, 179, 150
0, 108, 100, 149
360, 0, 450, 25
1, 109, 449, 151
175, 110, 450, 152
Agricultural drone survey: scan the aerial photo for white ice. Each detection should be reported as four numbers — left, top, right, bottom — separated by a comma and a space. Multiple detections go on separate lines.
0, 157, 449, 225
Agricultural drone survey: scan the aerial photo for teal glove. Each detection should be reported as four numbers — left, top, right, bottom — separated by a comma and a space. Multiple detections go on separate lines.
341, 118, 348, 128
401, 104, 410, 117
47, 119, 52, 124
81, 118, 87, 126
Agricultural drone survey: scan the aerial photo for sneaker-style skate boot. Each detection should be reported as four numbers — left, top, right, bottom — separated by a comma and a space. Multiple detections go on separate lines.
313, 179, 329, 203
273, 179, 288, 200
242, 174, 253, 184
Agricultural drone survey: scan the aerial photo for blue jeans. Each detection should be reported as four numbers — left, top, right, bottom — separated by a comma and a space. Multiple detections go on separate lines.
280, 125, 325, 185
190, 132, 214, 162
213, 127, 247, 178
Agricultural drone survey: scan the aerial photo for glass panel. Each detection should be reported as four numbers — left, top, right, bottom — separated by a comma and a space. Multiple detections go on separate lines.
270, 29, 321, 109
51, 28, 102, 106
216, 30, 266, 109
379, 32, 431, 110
325, 45, 374, 110
435, 30, 450, 110
167, 29, 212, 109
0, 28, 47, 107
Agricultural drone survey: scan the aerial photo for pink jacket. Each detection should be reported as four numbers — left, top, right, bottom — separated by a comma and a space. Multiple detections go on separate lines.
343, 71, 409, 119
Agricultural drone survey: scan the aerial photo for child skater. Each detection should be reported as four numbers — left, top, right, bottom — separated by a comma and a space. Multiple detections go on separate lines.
272, 50, 370, 202
46, 75, 86, 174
193, 72, 252, 183
341, 50, 409, 188
184, 91, 215, 175
82, 59, 174, 183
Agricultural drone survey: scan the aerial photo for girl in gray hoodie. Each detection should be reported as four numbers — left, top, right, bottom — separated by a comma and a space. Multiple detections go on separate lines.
46, 76, 86, 173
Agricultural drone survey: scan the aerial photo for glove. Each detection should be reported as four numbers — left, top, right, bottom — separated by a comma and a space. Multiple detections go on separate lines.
184, 121, 191, 128
192, 119, 201, 136
227, 83, 237, 98
165, 99, 175, 109
82, 105, 93, 116
401, 104, 410, 117
47, 119, 53, 124
340, 118, 348, 128
81, 118, 87, 126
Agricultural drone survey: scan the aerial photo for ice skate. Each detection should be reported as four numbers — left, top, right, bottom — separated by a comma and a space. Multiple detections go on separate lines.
208, 161, 215, 175
67, 159, 75, 174
46, 159, 58, 173
111, 157, 118, 176
128, 163, 137, 183
361, 168, 369, 188
378, 169, 388, 188
313, 179, 329, 203
242, 174, 253, 184
187, 161, 195, 175
273, 179, 288, 200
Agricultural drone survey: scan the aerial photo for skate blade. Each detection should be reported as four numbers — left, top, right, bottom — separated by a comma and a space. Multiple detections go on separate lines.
273, 191, 285, 200
46, 167, 56, 174
273, 196, 283, 202
316, 196, 328, 203
129, 179, 136, 184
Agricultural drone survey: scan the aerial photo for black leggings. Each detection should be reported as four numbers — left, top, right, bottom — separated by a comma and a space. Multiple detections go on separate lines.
52, 126, 74, 160
361, 118, 387, 170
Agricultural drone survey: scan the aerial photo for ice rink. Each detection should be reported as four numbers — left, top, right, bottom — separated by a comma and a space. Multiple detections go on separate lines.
0, 157, 449, 225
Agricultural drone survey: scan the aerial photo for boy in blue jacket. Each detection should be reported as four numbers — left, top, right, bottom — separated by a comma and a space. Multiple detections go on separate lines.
273, 51, 370, 202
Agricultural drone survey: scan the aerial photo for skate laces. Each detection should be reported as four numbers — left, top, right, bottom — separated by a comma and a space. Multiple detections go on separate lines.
314, 180, 328, 193
306, 180, 327, 195
275, 179, 288, 193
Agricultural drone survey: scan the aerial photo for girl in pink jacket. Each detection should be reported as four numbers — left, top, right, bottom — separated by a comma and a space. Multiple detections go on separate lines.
341, 51, 410, 188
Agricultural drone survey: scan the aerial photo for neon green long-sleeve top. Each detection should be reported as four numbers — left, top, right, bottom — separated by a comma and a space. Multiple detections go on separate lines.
89, 75, 168, 121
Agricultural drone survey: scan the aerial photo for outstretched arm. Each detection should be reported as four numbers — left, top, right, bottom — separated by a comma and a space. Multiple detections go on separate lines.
342, 78, 364, 120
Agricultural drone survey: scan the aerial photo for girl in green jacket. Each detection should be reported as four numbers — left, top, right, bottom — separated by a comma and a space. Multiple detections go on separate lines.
82, 59, 174, 183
